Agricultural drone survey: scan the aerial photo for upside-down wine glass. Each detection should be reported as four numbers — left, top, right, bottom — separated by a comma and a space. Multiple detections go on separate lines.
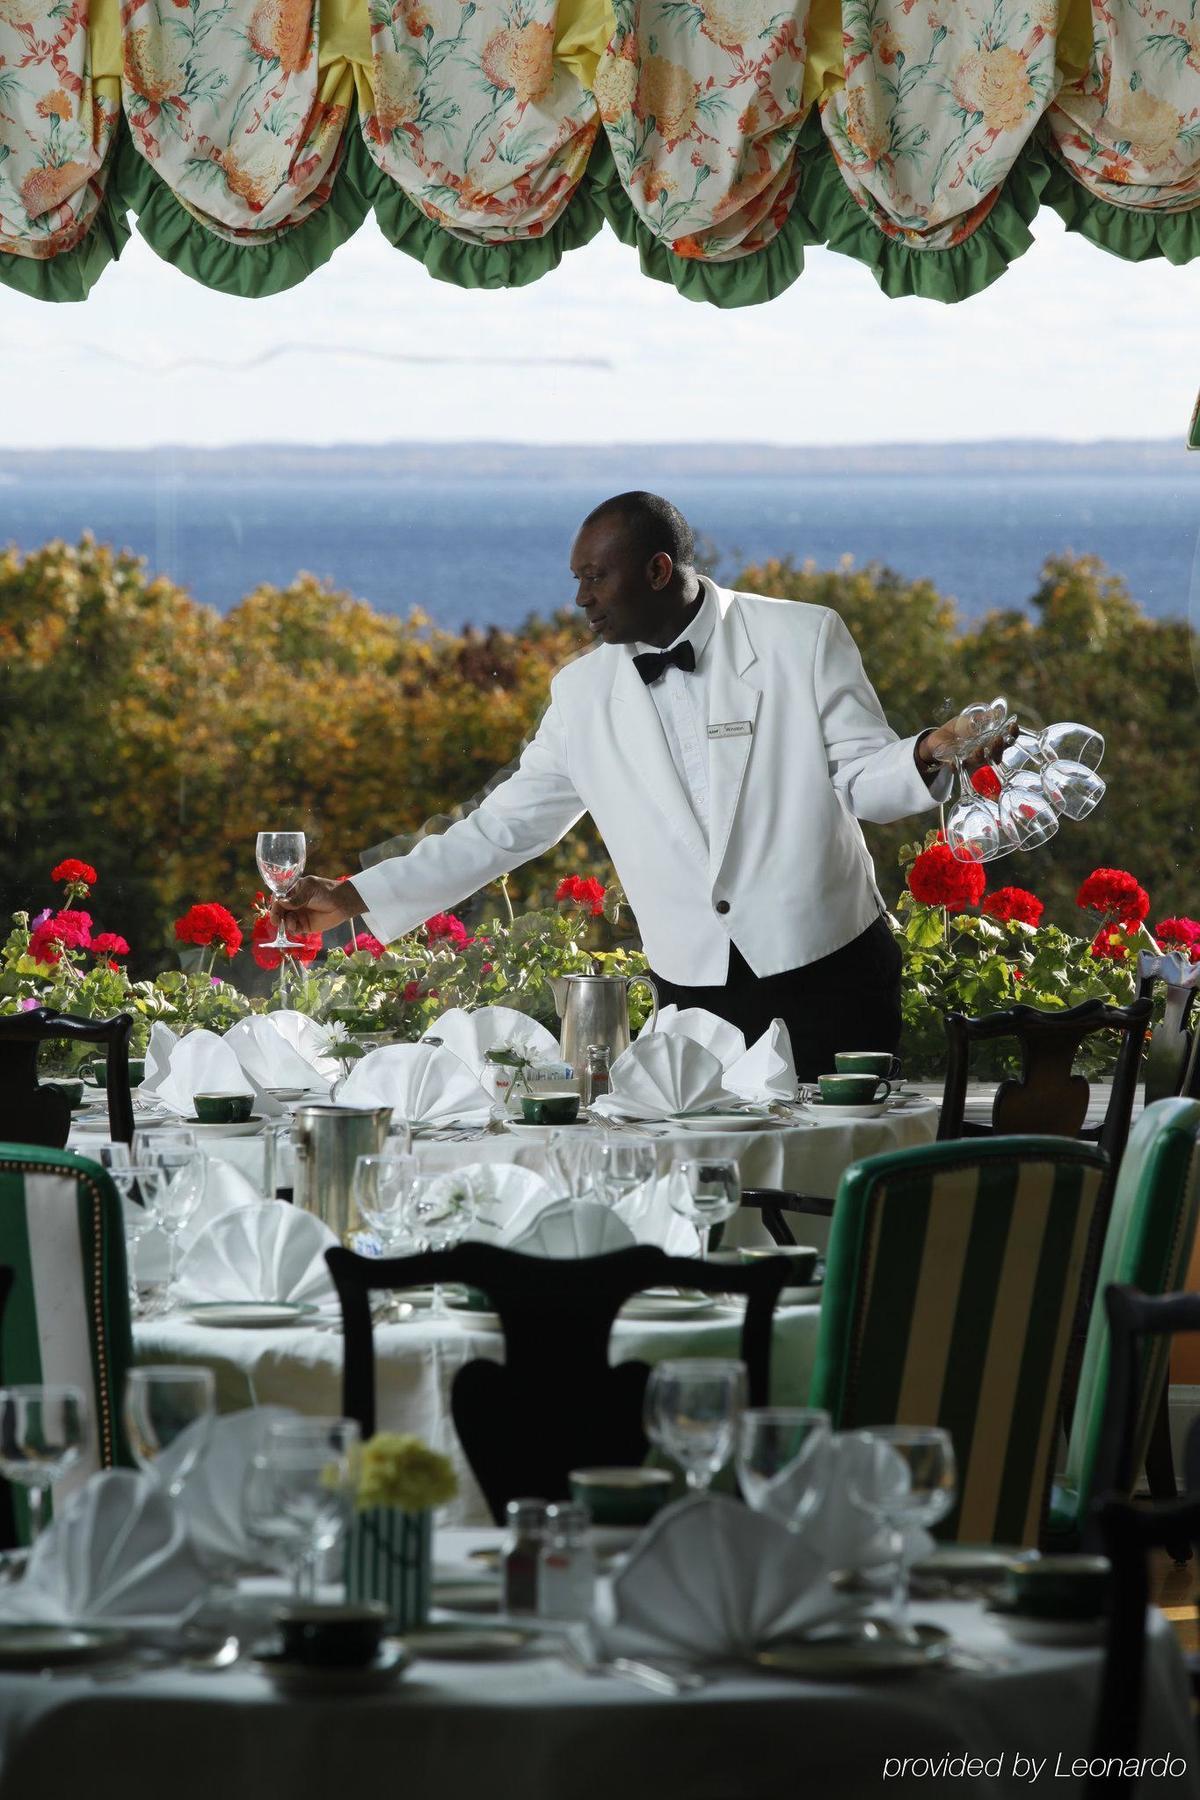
643, 1359, 747, 1492
0, 1385, 87, 1542
256, 830, 307, 953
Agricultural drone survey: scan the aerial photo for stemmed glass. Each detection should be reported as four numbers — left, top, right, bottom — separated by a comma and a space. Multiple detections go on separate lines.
643, 1359, 747, 1492
146, 1150, 206, 1310
0, 1385, 87, 1541
735, 1407, 832, 1531
847, 1426, 957, 1638
404, 1175, 477, 1318
256, 830, 307, 953
943, 764, 1005, 864
1004, 730, 1106, 822
123, 1366, 216, 1496
109, 1163, 167, 1315
242, 1417, 360, 1599
1040, 721, 1104, 771
591, 1139, 657, 1208
353, 1150, 416, 1309
667, 1158, 741, 1257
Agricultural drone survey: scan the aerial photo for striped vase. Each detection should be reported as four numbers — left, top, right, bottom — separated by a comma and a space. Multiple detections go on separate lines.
345, 1507, 432, 1629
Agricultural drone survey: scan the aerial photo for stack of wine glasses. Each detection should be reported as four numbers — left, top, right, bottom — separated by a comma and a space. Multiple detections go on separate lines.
938, 698, 1106, 864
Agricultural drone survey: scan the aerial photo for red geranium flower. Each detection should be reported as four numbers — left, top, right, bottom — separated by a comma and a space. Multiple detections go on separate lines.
555, 875, 606, 917
403, 981, 425, 1002
349, 932, 386, 959
1076, 869, 1150, 925
970, 766, 1002, 801
174, 903, 243, 959
1155, 918, 1200, 957
90, 932, 130, 957
51, 859, 97, 886
251, 913, 321, 970
424, 913, 471, 947
982, 887, 1044, 927
27, 922, 62, 966
907, 839, 986, 912
1090, 924, 1130, 962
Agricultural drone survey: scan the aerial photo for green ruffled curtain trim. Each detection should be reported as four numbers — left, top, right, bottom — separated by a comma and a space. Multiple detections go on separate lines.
1039, 145, 1200, 265
792, 112, 1053, 303
0, 179, 129, 302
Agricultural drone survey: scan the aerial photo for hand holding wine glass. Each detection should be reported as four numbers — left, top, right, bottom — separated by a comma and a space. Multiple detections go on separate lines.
269, 874, 364, 940
256, 831, 309, 952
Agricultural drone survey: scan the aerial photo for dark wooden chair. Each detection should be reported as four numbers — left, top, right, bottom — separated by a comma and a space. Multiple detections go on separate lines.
1092, 1491, 1200, 1796
734, 1188, 832, 1244
1138, 957, 1200, 1106
0, 1008, 134, 1147
325, 1241, 788, 1523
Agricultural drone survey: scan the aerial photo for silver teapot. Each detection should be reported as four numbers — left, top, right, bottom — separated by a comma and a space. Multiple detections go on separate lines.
291, 1103, 393, 1243
548, 973, 659, 1073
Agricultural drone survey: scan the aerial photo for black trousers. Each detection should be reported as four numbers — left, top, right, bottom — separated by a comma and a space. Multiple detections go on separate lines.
649, 916, 903, 1084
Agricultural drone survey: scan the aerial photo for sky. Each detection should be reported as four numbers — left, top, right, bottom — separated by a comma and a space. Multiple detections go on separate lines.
1, 204, 1199, 449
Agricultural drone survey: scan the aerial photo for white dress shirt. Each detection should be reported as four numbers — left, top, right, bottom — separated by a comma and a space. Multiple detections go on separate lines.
632, 586, 716, 845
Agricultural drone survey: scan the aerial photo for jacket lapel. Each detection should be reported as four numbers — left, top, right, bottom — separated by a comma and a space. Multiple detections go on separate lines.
707, 591, 762, 880
609, 652, 710, 869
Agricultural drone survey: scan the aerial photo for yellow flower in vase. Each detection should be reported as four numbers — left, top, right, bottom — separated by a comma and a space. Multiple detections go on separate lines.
356, 1433, 458, 1513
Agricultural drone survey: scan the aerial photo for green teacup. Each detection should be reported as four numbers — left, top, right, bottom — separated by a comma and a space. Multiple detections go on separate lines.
127, 1058, 146, 1087
46, 1078, 84, 1109
192, 1091, 254, 1125
276, 1601, 387, 1668
816, 1073, 889, 1105
83, 1059, 107, 1088
568, 1467, 674, 1527
834, 1052, 902, 1081
1003, 1555, 1111, 1621
521, 1094, 580, 1125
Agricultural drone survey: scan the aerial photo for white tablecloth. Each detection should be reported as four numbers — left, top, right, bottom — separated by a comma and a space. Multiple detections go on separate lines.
0, 1531, 1191, 1800
134, 1301, 821, 1524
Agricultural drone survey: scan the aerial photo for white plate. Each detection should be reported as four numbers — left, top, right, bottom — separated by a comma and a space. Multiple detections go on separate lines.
618, 1293, 718, 1321
185, 1302, 317, 1329
755, 1623, 950, 1677
801, 1100, 889, 1121
403, 1626, 537, 1661
176, 1115, 267, 1138
667, 1110, 779, 1132
0, 1626, 130, 1668
503, 1119, 593, 1133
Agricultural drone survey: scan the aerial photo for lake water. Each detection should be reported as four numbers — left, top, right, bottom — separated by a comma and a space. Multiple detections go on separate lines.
3, 468, 1199, 629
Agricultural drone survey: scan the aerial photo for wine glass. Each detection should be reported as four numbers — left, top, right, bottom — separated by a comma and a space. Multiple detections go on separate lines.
994, 766, 1059, 852
242, 1417, 359, 1599
1039, 757, 1106, 822
123, 1366, 216, 1496
404, 1175, 477, 1318
667, 1158, 741, 1258
146, 1150, 206, 1309
109, 1163, 167, 1315
0, 1385, 87, 1541
847, 1426, 957, 1638
256, 830, 307, 952
735, 1407, 832, 1530
942, 765, 1004, 864
590, 1139, 657, 1208
352, 1153, 416, 1252
643, 1359, 747, 1492
1039, 721, 1104, 771
132, 1126, 197, 1161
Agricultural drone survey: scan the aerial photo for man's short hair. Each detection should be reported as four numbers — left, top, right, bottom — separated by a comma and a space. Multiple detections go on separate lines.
582, 492, 695, 569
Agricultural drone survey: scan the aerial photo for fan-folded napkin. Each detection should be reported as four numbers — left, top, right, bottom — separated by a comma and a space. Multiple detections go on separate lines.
0, 1471, 208, 1626
592, 1036, 737, 1122
152, 1029, 254, 1119
337, 1043, 495, 1127
224, 1016, 332, 1114
175, 1200, 337, 1307
791, 1433, 936, 1571
641, 1007, 796, 1103
639, 1005, 747, 1069
508, 1199, 637, 1258
612, 1177, 699, 1255
130, 1156, 262, 1284
425, 1164, 555, 1243
426, 1007, 559, 1079
139, 1021, 178, 1096
595, 1494, 848, 1663
158, 1405, 299, 1570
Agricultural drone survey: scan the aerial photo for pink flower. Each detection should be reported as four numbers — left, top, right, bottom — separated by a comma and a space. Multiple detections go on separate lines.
90, 932, 130, 957
350, 932, 386, 958
19, 997, 39, 1012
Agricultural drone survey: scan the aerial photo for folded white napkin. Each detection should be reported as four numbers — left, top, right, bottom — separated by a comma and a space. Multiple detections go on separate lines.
597, 1494, 848, 1663
158, 1405, 299, 1571
639, 1005, 748, 1070
726, 1019, 798, 1103
439, 1163, 554, 1243
792, 1432, 935, 1572
153, 1029, 254, 1119
130, 1156, 262, 1285
427, 1006, 559, 1080
175, 1200, 337, 1307
0, 1470, 209, 1627
612, 1176, 700, 1255
224, 1016, 332, 1115
139, 1021, 179, 1096
265, 1010, 344, 1082
1137, 949, 1200, 990
508, 1198, 637, 1259
596, 1035, 738, 1122
336, 1043, 495, 1128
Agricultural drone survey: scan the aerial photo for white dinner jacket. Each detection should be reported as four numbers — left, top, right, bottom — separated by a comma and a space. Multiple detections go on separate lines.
355, 581, 945, 985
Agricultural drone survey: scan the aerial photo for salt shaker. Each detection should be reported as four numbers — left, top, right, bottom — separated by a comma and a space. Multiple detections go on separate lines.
582, 1044, 611, 1107
503, 1498, 548, 1615
538, 1502, 597, 1621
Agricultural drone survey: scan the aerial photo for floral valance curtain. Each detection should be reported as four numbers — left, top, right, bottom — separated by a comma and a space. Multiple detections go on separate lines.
5, 0, 1200, 305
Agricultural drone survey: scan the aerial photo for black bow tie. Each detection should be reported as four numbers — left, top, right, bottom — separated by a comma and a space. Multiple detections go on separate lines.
633, 640, 697, 686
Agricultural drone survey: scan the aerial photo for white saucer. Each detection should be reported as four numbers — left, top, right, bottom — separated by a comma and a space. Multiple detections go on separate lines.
179, 1116, 267, 1138
619, 1293, 717, 1321
668, 1110, 778, 1132
185, 1301, 316, 1329
802, 1100, 889, 1121
0, 1625, 130, 1669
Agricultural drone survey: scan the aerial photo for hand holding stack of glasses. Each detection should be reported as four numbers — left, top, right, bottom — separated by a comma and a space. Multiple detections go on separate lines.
937, 698, 1105, 865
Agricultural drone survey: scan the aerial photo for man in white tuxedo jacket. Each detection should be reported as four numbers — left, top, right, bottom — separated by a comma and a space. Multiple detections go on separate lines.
275, 492, 978, 1078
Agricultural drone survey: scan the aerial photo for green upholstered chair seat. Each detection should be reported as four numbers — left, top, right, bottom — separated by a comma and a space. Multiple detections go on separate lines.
0, 1145, 134, 1533
810, 1135, 1108, 1548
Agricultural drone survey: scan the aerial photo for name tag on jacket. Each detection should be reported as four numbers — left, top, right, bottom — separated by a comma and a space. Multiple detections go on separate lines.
708, 721, 754, 739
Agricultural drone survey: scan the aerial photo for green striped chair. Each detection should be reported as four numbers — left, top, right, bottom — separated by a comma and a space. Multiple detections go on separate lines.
1051, 1098, 1200, 1546
809, 1136, 1108, 1548
0, 1145, 134, 1535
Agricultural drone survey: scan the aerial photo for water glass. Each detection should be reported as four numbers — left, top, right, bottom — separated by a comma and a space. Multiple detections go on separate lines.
590, 1139, 657, 1208
109, 1163, 167, 1314
242, 1416, 359, 1598
667, 1158, 741, 1257
256, 829, 307, 951
352, 1153, 416, 1251
123, 1366, 216, 1496
0, 1385, 87, 1541
847, 1426, 957, 1635
735, 1407, 832, 1530
643, 1358, 747, 1491
405, 1175, 477, 1317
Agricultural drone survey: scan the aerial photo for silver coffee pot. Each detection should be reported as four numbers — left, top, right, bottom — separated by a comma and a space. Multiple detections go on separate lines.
548, 973, 659, 1073
291, 1103, 393, 1243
